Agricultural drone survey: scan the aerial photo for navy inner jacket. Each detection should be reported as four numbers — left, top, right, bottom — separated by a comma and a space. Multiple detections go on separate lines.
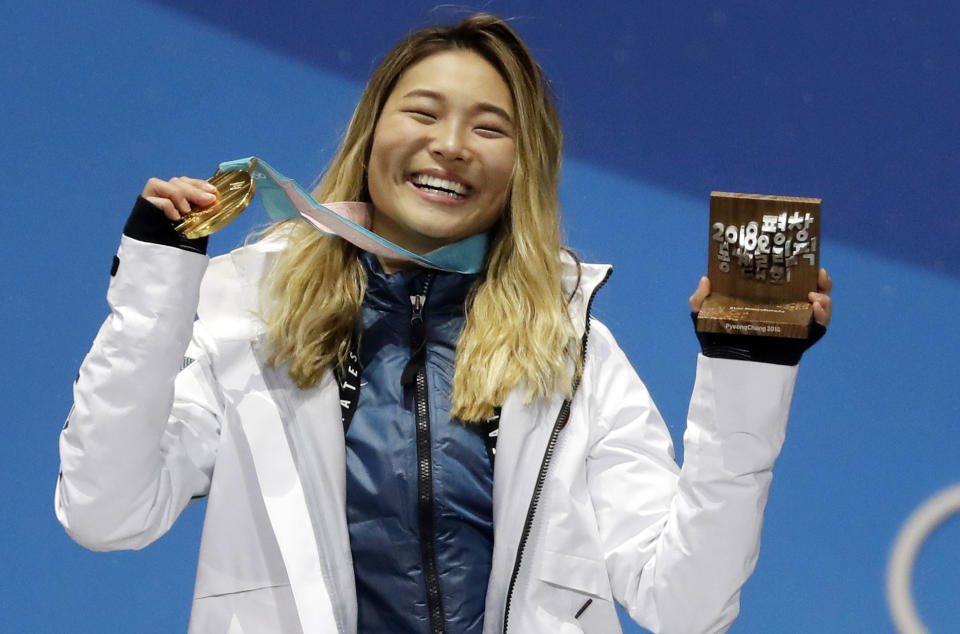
345, 253, 494, 633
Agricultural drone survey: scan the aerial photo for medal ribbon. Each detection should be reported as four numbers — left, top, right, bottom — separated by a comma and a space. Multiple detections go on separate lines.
218, 157, 488, 275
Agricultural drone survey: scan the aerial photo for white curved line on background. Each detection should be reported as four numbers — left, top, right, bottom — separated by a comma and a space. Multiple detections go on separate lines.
886, 483, 960, 633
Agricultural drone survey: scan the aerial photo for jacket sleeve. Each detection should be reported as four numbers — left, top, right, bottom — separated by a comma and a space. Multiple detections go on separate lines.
55, 234, 223, 551
584, 320, 797, 634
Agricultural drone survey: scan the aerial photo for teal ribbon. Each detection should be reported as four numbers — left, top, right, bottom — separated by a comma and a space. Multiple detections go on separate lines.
218, 157, 488, 275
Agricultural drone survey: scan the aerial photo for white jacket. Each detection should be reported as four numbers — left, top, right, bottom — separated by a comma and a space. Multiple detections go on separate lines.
56, 234, 798, 634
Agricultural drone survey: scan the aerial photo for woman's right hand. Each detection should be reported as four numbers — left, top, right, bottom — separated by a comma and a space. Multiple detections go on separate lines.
141, 176, 219, 221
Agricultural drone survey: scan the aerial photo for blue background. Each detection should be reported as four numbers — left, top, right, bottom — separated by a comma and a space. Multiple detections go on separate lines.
3, 1, 958, 631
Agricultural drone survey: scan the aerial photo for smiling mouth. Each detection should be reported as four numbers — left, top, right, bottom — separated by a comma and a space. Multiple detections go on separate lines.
410, 173, 469, 200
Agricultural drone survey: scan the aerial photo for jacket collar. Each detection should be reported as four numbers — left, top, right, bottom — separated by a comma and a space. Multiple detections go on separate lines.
360, 251, 478, 317
200, 236, 611, 340
560, 250, 613, 340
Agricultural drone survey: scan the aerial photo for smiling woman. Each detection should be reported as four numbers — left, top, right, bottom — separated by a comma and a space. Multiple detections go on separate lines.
55, 12, 831, 634
368, 51, 516, 257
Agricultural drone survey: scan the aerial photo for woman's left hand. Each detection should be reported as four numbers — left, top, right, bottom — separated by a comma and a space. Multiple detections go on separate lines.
688, 276, 711, 313
689, 268, 833, 327
808, 268, 832, 326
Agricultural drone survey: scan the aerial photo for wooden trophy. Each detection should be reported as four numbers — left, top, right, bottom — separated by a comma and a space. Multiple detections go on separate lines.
696, 192, 821, 339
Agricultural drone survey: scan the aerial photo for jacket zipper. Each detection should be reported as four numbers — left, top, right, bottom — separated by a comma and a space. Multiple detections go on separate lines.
405, 273, 446, 634
501, 267, 612, 634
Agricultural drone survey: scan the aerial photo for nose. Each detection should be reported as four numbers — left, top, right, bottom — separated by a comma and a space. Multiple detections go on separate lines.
430, 120, 469, 162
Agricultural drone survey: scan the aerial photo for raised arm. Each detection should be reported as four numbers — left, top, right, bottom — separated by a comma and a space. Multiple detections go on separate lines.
586, 325, 797, 632
55, 186, 223, 551
588, 272, 831, 633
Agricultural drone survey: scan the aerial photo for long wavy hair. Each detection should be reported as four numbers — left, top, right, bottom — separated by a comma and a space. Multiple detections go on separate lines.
261, 13, 576, 421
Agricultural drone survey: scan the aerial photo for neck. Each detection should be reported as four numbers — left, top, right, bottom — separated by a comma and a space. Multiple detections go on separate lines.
377, 254, 416, 275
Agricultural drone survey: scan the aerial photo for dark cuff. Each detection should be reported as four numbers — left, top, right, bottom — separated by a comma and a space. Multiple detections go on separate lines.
123, 196, 209, 255
692, 313, 826, 366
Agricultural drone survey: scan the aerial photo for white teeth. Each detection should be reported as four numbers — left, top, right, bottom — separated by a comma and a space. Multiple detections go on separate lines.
412, 173, 467, 196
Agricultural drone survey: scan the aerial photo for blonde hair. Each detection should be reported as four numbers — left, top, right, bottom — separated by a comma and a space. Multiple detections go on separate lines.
261, 13, 577, 421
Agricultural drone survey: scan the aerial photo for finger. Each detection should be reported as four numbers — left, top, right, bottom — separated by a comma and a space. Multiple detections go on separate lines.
142, 179, 190, 215
689, 276, 711, 312
167, 177, 217, 213
145, 196, 181, 222
141, 177, 171, 200
170, 176, 217, 205
818, 267, 833, 295
168, 182, 195, 215
182, 177, 218, 193
809, 291, 831, 326
812, 301, 830, 326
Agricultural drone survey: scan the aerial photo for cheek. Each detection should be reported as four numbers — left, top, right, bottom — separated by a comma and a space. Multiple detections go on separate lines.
368, 120, 421, 191
488, 150, 516, 203
367, 131, 397, 201
368, 130, 389, 175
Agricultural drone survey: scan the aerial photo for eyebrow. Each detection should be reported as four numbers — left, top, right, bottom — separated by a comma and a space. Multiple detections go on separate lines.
401, 89, 514, 125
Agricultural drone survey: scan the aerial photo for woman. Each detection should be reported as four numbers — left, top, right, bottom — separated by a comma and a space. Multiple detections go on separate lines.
56, 13, 832, 634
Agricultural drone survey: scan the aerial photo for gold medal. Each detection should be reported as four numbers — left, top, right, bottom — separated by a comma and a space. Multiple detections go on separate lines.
175, 158, 258, 239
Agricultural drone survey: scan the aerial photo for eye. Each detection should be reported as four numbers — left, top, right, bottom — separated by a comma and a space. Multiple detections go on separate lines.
474, 124, 509, 139
405, 110, 437, 123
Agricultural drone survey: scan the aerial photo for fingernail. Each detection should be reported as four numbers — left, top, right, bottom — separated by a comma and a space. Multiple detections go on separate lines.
202, 192, 216, 200
203, 182, 217, 192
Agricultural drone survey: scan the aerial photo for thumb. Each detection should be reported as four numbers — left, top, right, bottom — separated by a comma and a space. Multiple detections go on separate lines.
689, 276, 711, 312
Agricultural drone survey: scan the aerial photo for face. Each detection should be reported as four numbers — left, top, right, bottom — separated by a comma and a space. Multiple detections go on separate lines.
367, 49, 516, 257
